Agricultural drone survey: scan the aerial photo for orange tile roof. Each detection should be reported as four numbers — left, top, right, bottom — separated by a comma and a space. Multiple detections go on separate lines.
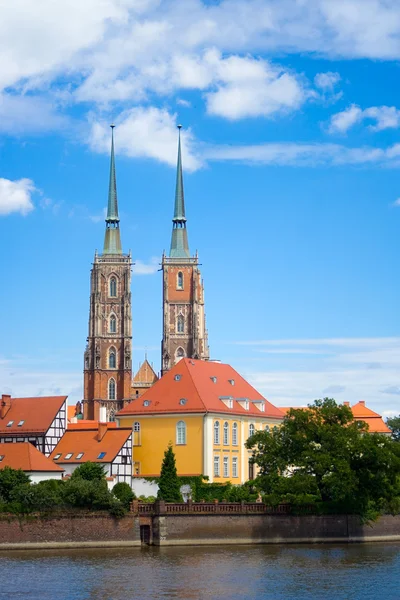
50, 426, 131, 464
132, 359, 158, 386
67, 406, 76, 421
118, 359, 284, 419
278, 401, 391, 433
0, 396, 67, 435
68, 420, 117, 430
0, 442, 64, 473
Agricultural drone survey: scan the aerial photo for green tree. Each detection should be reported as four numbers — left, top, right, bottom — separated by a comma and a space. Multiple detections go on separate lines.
158, 445, 182, 502
387, 415, 400, 442
62, 478, 112, 510
0, 467, 30, 502
113, 482, 135, 509
246, 398, 400, 516
70, 462, 106, 481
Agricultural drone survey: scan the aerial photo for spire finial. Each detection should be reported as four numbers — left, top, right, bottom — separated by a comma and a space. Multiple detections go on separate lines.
103, 125, 122, 254
169, 124, 190, 258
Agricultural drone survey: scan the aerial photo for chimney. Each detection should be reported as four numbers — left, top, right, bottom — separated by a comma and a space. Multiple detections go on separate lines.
98, 421, 107, 442
0, 395, 11, 419
359, 400, 365, 405
99, 406, 107, 422
344, 401, 350, 406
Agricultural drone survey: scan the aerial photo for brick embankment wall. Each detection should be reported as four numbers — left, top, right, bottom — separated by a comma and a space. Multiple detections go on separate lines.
0, 513, 141, 550
153, 514, 400, 546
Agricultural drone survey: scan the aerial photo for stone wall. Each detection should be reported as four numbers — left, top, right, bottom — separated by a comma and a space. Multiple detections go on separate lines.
0, 513, 140, 549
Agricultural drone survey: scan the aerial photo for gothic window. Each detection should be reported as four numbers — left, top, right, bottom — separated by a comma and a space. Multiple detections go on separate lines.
223, 421, 229, 445
176, 347, 185, 361
177, 271, 184, 290
109, 348, 116, 369
109, 277, 117, 297
108, 378, 116, 400
177, 314, 184, 334
249, 423, 255, 438
109, 315, 117, 333
109, 409, 116, 422
176, 420, 186, 445
214, 421, 220, 445
232, 422, 238, 446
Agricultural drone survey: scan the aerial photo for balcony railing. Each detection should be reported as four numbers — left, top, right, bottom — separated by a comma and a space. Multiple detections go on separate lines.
132, 500, 315, 516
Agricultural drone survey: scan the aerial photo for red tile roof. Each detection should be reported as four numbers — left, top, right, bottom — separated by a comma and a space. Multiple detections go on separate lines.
118, 359, 283, 419
132, 359, 158, 386
0, 395, 67, 435
0, 442, 64, 473
50, 426, 131, 464
68, 420, 117, 430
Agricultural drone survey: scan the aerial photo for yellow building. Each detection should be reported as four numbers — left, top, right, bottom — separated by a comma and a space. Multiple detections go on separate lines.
117, 358, 284, 484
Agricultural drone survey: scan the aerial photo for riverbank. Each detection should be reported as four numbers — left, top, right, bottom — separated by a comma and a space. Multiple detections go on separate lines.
0, 510, 399, 550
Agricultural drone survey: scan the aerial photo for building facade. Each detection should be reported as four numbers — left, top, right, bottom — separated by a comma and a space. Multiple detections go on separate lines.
83, 126, 132, 421
117, 358, 284, 483
161, 127, 209, 375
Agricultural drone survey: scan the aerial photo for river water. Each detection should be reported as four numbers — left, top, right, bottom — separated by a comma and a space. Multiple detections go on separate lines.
0, 544, 399, 600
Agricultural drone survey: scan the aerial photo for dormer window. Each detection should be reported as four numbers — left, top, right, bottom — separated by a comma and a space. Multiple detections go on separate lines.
252, 400, 265, 412
210, 377, 217, 384
245, 400, 249, 410
76, 452, 84, 460
219, 396, 233, 409
65, 453, 73, 460
6, 421, 13, 428
179, 398, 187, 406
228, 379, 235, 386
174, 374, 182, 382
143, 400, 151, 407
54, 453, 62, 460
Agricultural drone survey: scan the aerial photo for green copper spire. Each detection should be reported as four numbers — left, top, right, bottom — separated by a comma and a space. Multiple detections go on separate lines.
170, 125, 189, 258
103, 125, 122, 255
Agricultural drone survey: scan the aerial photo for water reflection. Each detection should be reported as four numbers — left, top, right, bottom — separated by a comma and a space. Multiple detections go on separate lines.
0, 544, 399, 600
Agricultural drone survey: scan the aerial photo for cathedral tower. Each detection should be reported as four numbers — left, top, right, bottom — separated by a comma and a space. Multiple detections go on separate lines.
83, 126, 132, 420
161, 126, 209, 375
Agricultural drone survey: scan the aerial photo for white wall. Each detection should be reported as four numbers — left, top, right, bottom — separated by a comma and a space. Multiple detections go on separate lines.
28, 471, 64, 483
132, 478, 159, 498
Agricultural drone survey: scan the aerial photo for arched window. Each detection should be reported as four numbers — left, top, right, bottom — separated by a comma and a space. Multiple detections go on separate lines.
108, 378, 116, 400
214, 421, 220, 445
176, 420, 186, 445
176, 347, 185, 361
134, 422, 140, 432
249, 423, 255, 437
177, 271, 184, 289
109, 348, 116, 369
177, 314, 184, 333
232, 422, 238, 446
223, 421, 229, 445
109, 409, 116, 422
109, 277, 117, 297
109, 315, 117, 333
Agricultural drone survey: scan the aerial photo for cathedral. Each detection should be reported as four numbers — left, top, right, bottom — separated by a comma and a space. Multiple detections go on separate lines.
83, 125, 209, 420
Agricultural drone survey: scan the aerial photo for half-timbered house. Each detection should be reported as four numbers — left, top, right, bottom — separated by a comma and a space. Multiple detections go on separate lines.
0, 394, 67, 456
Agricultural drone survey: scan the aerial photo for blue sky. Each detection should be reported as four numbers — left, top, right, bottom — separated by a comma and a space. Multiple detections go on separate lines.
1, 0, 400, 416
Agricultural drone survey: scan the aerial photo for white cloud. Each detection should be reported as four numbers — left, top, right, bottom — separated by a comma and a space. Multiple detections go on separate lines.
328, 104, 400, 134
235, 337, 400, 414
392, 198, 400, 207
0, 178, 36, 216
132, 256, 160, 275
176, 98, 191, 107
314, 71, 341, 91
88, 106, 202, 170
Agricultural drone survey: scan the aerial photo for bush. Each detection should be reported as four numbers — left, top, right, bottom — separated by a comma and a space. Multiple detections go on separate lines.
138, 495, 156, 503
0, 467, 30, 502
70, 462, 106, 481
113, 482, 135, 509
62, 478, 113, 510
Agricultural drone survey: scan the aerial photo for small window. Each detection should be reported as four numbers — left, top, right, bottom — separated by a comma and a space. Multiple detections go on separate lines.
65, 453, 73, 460
223, 422, 229, 445
121, 455, 128, 465
174, 374, 182, 381
177, 314, 184, 334
143, 400, 151, 407
232, 422, 238, 446
228, 379, 235, 386
214, 455, 220, 477
214, 421, 220, 445
76, 452, 84, 460
98, 452, 107, 459
54, 453, 62, 460
210, 376, 217, 383
249, 423, 255, 437
108, 378, 116, 400
17, 420, 24, 427
223, 456, 229, 478
134, 422, 140, 432
109, 315, 117, 333
0, 455, 4, 462
179, 398, 187, 406
177, 271, 184, 289
109, 276, 117, 297
6, 421, 14, 428
176, 420, 186, 445
109, 409, 116, 422
232, 457, 238, 478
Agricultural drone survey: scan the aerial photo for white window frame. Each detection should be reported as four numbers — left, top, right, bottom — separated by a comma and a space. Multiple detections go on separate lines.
176, 420, 186, 445
232, 456, 238, 478
108, 378, 116, 400
223, 456, 229, 478
232, 422, 238, 446
223, 421, 229, 445
214, 455, 220, 477
214, 421, 220, 445
249, 423, 255, 437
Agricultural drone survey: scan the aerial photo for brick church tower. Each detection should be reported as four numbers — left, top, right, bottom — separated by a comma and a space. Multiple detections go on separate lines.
161, 126, 209, 375
83, 126, 132, 420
